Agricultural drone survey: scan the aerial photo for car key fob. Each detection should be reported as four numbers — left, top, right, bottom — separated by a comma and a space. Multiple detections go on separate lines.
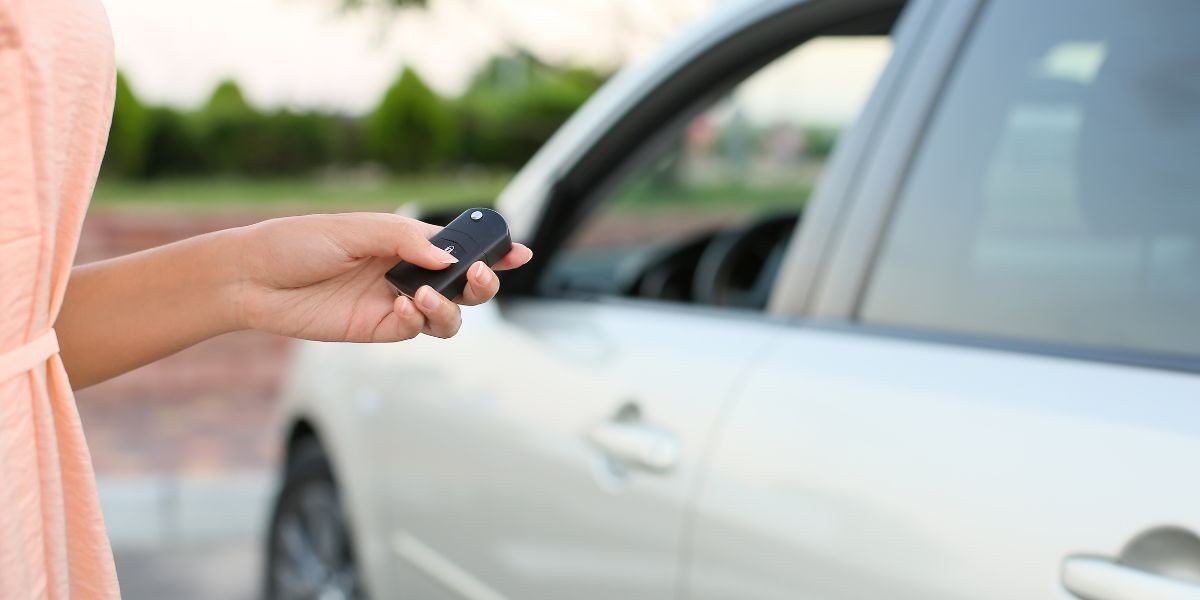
385, 208, 512, 300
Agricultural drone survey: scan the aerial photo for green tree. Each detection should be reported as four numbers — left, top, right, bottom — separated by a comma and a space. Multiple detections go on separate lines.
367, 67, 457, 172
202, 80, 256, 120
456, 54, 606, 168
804, 127, 840, 159
195, 80, 264, 174
141, 107, 207, 177
247, 110, 359, 175
102, 71, 152, 177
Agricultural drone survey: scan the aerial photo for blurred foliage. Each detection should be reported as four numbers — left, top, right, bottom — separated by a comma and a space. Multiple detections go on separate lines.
100, 53, 838, 183
104, 73, 152, 177
195, 80, 260, 174
457, 55, 607, 167
368, 68, 457, 171
102, 55, 607, 180
195, 81, 364, 176
141, 107, 206, 177
805, 126, 839, 159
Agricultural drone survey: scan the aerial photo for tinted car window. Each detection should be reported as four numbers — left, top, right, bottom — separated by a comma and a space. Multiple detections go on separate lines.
541, 36, 893, 308
862, 0, 1200, 357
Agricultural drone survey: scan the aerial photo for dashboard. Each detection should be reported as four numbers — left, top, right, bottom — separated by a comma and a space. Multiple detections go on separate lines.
539, 212, 801, 310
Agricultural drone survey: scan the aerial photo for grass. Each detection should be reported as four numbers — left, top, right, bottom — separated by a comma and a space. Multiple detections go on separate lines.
89, 174, 814, 217
90, 173, 513, 214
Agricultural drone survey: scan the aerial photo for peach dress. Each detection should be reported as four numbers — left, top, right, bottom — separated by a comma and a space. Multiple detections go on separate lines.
0, 0, 120, 597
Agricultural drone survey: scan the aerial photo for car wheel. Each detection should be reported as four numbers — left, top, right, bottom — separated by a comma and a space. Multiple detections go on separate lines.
266, 437, 366, 600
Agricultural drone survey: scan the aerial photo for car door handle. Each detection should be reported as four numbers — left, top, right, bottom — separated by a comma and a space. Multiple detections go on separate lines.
1063, 556, 1200, 600
587, 420, 680, 474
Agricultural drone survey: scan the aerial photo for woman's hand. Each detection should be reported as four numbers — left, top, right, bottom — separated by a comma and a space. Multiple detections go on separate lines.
231, 212, 532, 342
60, 211, 529, 388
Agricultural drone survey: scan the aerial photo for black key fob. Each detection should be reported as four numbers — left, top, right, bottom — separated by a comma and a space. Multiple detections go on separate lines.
385, 208, 512, 300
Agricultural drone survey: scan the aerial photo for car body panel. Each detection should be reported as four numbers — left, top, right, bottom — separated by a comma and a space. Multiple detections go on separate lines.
272, 339, 401, 597
376, 299, 780, 599
687, 327, 1200, 599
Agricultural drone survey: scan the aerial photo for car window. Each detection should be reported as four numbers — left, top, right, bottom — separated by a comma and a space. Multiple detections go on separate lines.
539, 35, 893, 310
861, 0, 1200, 358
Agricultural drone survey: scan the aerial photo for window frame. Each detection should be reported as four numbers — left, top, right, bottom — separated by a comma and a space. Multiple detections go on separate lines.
843, 0, 1200, 375
500, 0, 910, 317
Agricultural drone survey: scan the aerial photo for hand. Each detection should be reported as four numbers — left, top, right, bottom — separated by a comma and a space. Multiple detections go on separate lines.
231, 212, 532, 342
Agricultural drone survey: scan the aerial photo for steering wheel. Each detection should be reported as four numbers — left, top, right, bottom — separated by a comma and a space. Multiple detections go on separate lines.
691, 213, 800, 309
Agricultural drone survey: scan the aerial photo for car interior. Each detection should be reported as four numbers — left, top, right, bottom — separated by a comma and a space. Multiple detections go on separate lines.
536, 33, 895, 310
537, 211, 802, 309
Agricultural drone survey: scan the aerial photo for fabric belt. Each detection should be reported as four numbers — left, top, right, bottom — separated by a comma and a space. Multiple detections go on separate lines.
0, 328, 59, 382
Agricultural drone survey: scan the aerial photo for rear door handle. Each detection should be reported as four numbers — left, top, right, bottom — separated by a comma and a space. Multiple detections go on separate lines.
1063, 556, 1200, 600
587, 420, 680, 474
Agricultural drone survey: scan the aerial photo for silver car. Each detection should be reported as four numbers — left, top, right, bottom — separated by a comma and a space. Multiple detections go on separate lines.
266, 0, 1200, 598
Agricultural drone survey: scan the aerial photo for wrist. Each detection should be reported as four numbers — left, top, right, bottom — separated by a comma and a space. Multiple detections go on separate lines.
197, 225, 255, 334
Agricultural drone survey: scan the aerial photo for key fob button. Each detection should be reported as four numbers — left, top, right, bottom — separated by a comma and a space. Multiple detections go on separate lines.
430, 236, 471, 261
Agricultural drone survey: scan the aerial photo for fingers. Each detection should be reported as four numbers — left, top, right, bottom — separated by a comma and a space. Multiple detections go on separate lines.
405, 245, 529, 307
333, 213, 531, 341
388, 295, 426, 341
412, 286, 462, 338
458, 262, 500, 306
386, 291, 461, 341
492, 243, 533, 271
388, 264, 495, 341
330, 213, 456, 269
326, 213, 531, 273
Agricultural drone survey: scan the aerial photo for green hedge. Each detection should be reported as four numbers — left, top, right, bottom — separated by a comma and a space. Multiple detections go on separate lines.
102, 56, 607, 180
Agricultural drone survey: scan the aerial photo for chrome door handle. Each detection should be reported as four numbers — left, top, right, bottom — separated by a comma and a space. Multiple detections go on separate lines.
1063, 556, 1200, 600
587, 420, 680, 474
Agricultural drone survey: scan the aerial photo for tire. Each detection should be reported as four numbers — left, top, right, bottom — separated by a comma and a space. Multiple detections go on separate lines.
265, 437, 366, 600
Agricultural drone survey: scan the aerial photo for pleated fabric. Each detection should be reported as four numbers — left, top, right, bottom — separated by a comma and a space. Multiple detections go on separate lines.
0, 0, 119, 597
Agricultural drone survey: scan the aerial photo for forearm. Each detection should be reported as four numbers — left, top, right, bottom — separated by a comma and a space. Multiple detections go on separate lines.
58, 227, 248, 389
55, 211, 530, 388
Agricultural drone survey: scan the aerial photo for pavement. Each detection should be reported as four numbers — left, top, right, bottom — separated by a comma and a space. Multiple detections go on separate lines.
100, 473, 273, 600
77, 328, 287, 599
114, 543, 262, 600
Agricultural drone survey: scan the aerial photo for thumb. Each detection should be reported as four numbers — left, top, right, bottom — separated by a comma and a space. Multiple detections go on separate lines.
331, 213, 458, 269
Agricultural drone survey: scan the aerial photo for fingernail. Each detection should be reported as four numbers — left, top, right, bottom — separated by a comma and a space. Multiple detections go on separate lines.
417, 286, 441, 311
431, 246, 458, 264
397, 296, 415, 316
475, 262, 493, 285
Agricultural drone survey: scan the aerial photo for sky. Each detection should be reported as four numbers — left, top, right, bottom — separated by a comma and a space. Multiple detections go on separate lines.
100, 0, 713, 113
100, 0, 890, 124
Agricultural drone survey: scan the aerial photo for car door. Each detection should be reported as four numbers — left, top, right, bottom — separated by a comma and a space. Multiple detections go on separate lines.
362, 2, 910, 598
687, 1, 1200, 598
